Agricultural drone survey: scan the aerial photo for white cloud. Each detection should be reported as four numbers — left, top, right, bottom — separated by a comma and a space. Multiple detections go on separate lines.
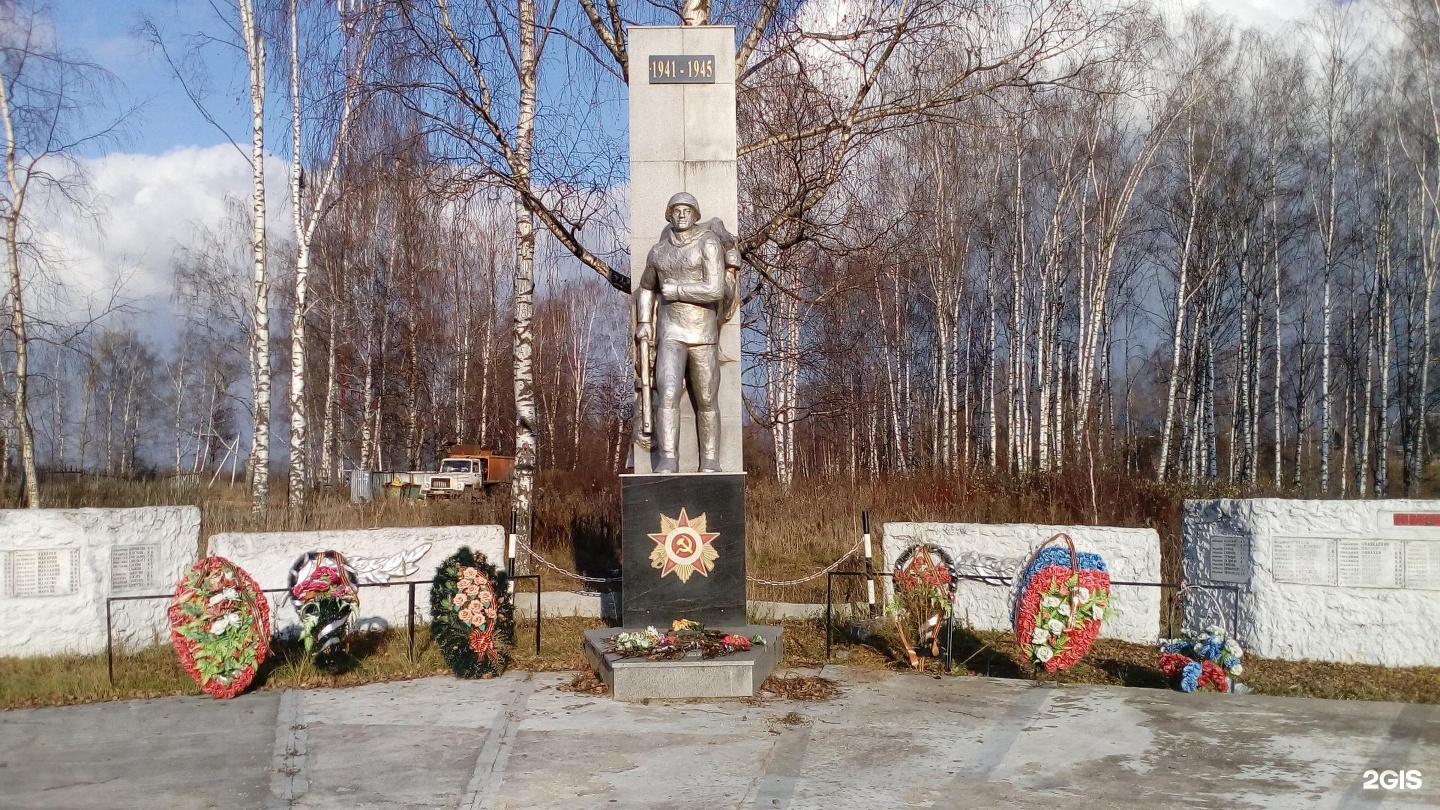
32, 144, 291, 338
1178, 0, 1316, 29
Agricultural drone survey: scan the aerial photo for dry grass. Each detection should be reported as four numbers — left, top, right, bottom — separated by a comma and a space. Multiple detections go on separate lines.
0, 615, 605, 711
21, 468, 1203, 601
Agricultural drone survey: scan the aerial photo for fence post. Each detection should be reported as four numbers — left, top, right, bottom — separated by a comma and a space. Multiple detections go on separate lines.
106, 599, 115, 686
825, 572, 834, 660
408, 582, 417, 661
862, 511, 877, 618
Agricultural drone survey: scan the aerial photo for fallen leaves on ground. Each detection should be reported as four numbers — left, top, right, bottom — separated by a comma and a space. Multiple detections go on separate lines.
557, 671, 608, 695
761, 673, 840, 701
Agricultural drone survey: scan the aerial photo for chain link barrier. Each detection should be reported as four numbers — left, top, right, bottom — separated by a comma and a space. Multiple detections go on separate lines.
745, 538, 864, 587
513, 537, 621, 584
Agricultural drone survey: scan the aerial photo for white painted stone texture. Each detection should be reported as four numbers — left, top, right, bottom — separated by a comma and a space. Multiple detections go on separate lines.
1183, 499, 1440, 667
0, 507, 201, 657
207, 526, 505, 635
882, 523, 1162, 644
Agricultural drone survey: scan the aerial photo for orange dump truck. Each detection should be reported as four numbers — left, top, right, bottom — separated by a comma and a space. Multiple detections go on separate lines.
423, 445, 515, 498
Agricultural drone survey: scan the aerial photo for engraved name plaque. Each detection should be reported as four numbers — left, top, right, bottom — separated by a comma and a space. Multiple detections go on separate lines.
1336, 540, 1404, 589
648, 54, 716, 84
110, 544, 157, 591
1271, 537, 1336, 585
3, 548, 81, 598
1206, 534, 1250, 583
1405, 542, 1440, 590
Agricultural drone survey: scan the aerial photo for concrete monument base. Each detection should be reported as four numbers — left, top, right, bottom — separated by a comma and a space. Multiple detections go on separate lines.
581, 625, 782, 700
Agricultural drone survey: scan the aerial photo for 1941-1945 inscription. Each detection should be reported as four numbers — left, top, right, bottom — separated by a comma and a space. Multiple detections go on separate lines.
648, 54, 715, 84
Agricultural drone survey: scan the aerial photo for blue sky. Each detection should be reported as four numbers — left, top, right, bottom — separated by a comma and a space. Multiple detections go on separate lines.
58, 0, 248, 155
59, 0, 1325, 159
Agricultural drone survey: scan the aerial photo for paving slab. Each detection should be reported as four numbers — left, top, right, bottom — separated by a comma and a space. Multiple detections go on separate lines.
0, 691, 279, 809
0, 668, 1435, 809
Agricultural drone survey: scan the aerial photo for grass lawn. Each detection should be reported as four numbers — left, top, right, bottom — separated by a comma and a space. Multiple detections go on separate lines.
3, 616, 1436, 710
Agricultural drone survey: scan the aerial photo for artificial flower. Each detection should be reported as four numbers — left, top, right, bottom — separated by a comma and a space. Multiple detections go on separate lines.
1031, 627, 1050, 644
1041, 595, 1061, 609
1179, 661, 1202, 692
1034, 645, 1054, 663
1047, 618, 1065, 634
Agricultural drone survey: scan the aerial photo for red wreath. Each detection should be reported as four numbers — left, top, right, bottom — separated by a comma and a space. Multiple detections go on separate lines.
168, 556, 271, 699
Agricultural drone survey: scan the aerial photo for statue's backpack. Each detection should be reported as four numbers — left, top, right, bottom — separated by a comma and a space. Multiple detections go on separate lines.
701, 217, 741, 324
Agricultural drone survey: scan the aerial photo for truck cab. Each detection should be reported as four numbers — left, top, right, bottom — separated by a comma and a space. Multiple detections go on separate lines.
423, 447, 514, 498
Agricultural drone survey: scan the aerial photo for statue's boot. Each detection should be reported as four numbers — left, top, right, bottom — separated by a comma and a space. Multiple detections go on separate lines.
697, 408, 721, 472
654, 407, 680, 473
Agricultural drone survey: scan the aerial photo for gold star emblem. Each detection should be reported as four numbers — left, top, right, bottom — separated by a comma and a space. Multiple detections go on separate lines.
649, 508, 720, 583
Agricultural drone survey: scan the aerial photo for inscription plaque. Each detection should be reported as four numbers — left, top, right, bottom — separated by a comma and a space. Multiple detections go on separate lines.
1391, 512, 1440, 527
3, 548, 80, 598
110, 545, 157, 591
647, 54, 716, 84
1271, 537, 1336, 585
1336, 540, 1404, 589
1405, 542, 1440, 590
1206, 534, 1250, 583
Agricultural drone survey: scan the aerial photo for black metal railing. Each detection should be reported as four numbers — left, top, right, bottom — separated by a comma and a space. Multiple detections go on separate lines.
824, 569, 1244, 667
105, 575, 544, 685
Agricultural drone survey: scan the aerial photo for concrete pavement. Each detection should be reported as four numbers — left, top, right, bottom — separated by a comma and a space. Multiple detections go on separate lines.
1, 668, 1435, 809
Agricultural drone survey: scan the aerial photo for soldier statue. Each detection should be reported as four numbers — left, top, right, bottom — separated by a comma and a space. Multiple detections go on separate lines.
635, 192, 738, 473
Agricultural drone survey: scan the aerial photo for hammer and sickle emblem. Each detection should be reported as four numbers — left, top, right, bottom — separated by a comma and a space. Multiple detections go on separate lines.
674, 535, 695, 555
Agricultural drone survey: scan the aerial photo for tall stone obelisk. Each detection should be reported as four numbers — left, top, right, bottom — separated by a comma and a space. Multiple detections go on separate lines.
628, 26, 742, 475
583, 25, 780, 699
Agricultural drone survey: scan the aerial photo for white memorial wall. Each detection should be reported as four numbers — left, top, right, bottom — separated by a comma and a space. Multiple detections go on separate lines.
1183, 499, 1440, 667
0, 507, 201, 656
208, 525, 506, 635
882, 522, 1163, 644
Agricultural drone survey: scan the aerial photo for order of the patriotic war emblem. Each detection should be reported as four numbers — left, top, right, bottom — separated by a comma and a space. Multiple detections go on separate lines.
648, 508, 720, 583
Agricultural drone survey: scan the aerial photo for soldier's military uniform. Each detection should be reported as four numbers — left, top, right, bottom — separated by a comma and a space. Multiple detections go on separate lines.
636, 192, 726, 473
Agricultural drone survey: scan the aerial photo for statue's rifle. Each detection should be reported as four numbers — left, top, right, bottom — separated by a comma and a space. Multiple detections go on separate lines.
637, 326, 655, 440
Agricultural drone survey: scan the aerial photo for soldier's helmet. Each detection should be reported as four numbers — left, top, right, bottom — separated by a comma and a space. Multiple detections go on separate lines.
666, 192, 701, 221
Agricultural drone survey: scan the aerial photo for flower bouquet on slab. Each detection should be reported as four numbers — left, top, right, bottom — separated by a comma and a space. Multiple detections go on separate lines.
604, 619, 764, 661
1159, 626, 1250, 694
168, 556, 270, 699
1011, 533, 1116, 673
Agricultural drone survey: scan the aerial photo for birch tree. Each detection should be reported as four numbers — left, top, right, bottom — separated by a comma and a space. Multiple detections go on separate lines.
283, 0, 380, 508
0, 1, 123, 506
235, 0, 272, 512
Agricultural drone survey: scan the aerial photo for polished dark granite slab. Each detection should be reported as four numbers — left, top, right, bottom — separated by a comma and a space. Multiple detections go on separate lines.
621, 472, 746, 627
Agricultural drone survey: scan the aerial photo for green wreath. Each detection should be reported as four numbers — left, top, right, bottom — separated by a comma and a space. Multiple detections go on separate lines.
430, 547, 514, 678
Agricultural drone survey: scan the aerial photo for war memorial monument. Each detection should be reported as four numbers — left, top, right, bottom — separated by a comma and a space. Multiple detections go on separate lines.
579, 10, 783, 699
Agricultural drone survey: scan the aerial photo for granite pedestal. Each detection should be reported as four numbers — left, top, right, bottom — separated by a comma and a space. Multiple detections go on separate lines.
621, 472, 746, 627
581, 625, 783, 700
